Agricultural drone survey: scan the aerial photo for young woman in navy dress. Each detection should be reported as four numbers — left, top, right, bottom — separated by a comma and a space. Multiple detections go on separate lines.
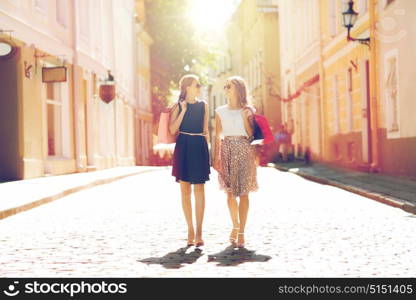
169, 74, 210, 247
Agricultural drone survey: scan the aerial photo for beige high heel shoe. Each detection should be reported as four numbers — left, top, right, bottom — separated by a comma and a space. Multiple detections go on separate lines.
237, 232, 245, 248
195, 239, 204, 247
230, 228, 239, 245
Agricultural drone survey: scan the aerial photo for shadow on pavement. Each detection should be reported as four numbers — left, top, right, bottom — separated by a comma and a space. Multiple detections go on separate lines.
139, 246, 203, 269
207, 245, 272, 267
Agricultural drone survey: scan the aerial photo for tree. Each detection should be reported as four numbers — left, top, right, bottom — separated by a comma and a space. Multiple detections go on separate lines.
146, 0, 220, 125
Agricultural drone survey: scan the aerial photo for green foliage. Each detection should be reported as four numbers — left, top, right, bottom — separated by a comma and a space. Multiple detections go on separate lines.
146, 0, 220, 89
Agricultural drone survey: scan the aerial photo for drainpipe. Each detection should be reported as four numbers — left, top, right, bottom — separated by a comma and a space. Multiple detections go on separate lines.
111, 1, 118, 167
71, 0, 82, 171
369, 0, 380, 172
317, 0, 326, 161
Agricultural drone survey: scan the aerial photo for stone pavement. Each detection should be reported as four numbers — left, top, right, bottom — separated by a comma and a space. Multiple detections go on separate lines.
270, 161, 416, 215
0, 166, 162, 220
0, 167, 415, 277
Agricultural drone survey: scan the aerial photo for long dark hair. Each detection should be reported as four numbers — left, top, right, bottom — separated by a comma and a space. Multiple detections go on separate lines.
228, 76, 250, 107
178, 74, 199, 102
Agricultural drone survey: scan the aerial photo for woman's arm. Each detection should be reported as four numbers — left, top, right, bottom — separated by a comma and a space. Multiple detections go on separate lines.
203, 102, 209, 144
169, 102, 187, 135
241, 107, 254, 137
213, 113, 222, 170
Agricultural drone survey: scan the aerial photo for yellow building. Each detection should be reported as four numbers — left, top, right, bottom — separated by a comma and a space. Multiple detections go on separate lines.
0, 0, 149, 180
375, 0, 416, 177
319, 0, 375, 171
280, 0, 374, 167
134, 0, 154, 166
279, 0, 416, 178
229, 0, 281, 129
209, 0, 282, 161
279, 0, 322, 162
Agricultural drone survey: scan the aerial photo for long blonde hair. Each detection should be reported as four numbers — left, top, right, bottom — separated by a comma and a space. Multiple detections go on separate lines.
178, 74, 199, 102
227, 75, 251, 107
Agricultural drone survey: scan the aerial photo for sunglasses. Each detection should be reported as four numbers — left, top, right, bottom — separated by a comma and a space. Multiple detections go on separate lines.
224, 84, 232, 90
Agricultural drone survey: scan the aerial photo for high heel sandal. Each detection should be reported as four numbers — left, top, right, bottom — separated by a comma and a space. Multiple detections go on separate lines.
187, 231, 195, 247
237, 232, 245, 248
229, 228, 239, 245
195, 240, 204, 247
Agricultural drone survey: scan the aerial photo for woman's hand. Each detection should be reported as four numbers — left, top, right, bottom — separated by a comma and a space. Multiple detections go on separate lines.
179, 101, 187, 113
241, 106, 254, 137
241, 106, 254, 120
213, 158, 221, 171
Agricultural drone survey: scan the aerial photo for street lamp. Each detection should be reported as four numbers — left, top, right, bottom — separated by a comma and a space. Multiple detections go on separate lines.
99, 70, 116, 103
342, 0, 370, 46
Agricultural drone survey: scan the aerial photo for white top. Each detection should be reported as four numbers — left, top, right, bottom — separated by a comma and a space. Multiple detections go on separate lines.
215, 105, 254, 137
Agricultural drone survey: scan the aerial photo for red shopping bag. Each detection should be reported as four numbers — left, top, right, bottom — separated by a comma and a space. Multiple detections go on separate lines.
253, 114, 274, 145
247, 106, 274, 145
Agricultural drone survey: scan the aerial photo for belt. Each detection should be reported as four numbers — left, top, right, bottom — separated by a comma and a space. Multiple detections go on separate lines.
179, 131, 206, 136
224, 136, 248, 139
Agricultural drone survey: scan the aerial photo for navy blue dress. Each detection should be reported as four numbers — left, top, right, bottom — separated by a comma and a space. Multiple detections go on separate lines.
172, 100, 210, 184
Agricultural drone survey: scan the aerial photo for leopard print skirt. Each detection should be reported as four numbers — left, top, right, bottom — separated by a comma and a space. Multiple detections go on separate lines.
218, 136, 258, 197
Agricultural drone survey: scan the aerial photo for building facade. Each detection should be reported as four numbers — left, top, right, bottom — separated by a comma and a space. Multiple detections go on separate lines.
279, 0, 322, 162
376, 0, 416, 177
208, 0, 282, 161
134, 0, 153, 166
278, 0, 415, 178
0, 0, 151, 180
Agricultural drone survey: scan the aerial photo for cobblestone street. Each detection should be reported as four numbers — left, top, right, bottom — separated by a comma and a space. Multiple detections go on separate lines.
0, 167, 415, 277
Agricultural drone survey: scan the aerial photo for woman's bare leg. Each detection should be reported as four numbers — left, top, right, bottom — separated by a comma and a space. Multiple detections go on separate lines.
180, 181, 194, 244
227, 192, 240, 243
238, 194, 250, 246
193, 183, 205, 244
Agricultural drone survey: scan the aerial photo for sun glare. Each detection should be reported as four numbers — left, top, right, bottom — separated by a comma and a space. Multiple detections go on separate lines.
188, 0, 240, 32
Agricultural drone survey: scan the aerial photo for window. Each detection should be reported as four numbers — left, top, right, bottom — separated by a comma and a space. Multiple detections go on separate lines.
145, 80, 150, 110
56, 0, 67, 27
46, 83, 63, 156
332, 75, 340, 134
339, 0, 349, 32
258, 51, 263, 87
329, 0, 337, 37
249, 59, 254, 90
243, 65, 248, 86
305, 0, 314, 45
287, 102, 293, 122
333, 143, 340, 159
255, 53, 260, 88
35, 0, 48, 13
358, 0, 368, 14
385, 52, 399, 133
226, 52, 231, 71
347, 142, 354, 161
253, 56, 257, 88
79, 0, 89, 39
346, 68, 353, 132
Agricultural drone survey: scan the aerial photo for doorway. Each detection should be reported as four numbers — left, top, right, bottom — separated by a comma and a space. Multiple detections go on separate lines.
0, 49, 20, 181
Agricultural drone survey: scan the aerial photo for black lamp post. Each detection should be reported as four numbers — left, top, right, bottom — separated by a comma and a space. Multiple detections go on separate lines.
342, 0, 370, 46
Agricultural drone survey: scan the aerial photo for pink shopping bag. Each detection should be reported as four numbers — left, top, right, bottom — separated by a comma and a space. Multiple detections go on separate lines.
156, 105, 177, 144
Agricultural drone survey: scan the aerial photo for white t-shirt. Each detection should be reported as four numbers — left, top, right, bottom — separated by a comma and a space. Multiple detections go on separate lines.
215, 105, 254, 137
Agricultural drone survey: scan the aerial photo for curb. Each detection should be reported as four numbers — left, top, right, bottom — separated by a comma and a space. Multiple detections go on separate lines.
272, 164, 416, 215
0, 167, 167, 221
